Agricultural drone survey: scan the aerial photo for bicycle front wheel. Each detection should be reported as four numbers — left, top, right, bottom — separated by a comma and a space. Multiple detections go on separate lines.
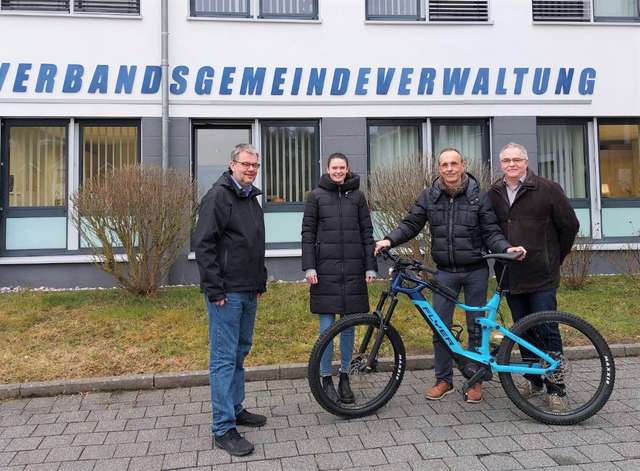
308, 313, 406, 418
497, 311, 615, 425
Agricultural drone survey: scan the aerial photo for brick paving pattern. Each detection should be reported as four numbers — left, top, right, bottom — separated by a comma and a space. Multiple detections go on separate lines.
1, 356, 639, 470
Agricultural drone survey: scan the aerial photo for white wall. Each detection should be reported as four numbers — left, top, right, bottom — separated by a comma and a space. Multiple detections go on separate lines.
0, 0, 638, 118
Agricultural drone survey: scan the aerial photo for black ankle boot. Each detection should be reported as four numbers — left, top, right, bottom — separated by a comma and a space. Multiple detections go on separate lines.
338, 372, 355, 404
322, 376, 338, 403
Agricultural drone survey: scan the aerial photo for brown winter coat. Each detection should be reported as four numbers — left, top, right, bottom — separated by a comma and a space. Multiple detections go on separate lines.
488, 170, 579, 294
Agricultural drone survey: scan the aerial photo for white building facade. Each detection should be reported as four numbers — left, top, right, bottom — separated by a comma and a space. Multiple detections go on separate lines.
0, 0, 638, 286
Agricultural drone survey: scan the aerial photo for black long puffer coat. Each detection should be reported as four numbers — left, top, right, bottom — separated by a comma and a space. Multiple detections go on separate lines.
301, 173, 377, 314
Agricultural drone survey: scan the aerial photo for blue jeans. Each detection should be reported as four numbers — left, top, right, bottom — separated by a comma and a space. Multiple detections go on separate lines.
205, 292, 257, 437
432, 267, 489, 384
506, 289, 564, 393
319, 314, 354, 377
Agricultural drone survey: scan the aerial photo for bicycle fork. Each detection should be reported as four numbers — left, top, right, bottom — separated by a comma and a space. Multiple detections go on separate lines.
358, 291, 398, 372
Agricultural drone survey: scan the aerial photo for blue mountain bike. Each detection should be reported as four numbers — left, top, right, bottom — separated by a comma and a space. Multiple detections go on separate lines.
308, 250, 615, 425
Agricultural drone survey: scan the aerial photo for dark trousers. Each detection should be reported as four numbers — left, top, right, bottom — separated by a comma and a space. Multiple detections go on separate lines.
432, 267, 489, 384
506, 289, 564, 394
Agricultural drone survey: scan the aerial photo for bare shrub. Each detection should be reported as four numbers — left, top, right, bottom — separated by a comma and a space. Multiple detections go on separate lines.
367, 154, 491, 268
605, 224, 640, 286
71, 165, 198, 297
561, 237, 594, 290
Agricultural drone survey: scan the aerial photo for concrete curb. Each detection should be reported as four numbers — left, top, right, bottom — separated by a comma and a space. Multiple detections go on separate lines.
1, 344, 638, 400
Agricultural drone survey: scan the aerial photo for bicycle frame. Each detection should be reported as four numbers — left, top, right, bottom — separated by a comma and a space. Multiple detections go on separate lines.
381, 268, 561, 376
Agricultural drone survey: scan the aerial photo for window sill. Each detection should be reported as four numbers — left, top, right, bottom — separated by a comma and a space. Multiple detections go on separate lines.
0, 254, 128, 265
0, 11, 142, 19
364, 20, 493, 25
187, 249, 301, 260
188, 16, 321, 24
532, 21, 640, 26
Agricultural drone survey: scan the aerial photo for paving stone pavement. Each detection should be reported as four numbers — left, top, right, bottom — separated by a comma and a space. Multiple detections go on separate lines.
1, 356, 639, 471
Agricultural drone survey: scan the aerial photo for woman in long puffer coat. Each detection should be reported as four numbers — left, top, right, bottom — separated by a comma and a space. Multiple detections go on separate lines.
301, 152, 378, 403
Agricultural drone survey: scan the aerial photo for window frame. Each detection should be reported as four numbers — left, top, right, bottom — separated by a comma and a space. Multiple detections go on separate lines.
260, 119, 320, 213
74, 0, 141, 15
1, 0, 69, 11
366, 0, 490, 23
191, 119, 255, 189
366, 118, 424, 176
593, 0, 640, 22
430, 117, 491, 165
190, 0, 251, 18
77, 119, 141, 186
532, 0, 640, 23
190, 0, 318, 20
258, 0, 318, 19
0, 0, 141, 14
536, 117, 591, 208
597, 117, 640, 208
1, 118, 70, 254
365, 0, 423, 21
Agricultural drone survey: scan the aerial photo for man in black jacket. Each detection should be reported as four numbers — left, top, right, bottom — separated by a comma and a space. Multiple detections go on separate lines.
194, 144, 267, 457
489, 142, 579, 412
375, 148, 525, 403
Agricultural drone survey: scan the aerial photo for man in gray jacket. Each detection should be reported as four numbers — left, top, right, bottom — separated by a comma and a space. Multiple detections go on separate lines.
376, 148, 525, 403
194, 143, 267, 457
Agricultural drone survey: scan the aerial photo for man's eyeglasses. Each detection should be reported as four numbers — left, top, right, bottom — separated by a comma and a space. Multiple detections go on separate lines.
233, 160, 260, 169
500, 158, 527, 165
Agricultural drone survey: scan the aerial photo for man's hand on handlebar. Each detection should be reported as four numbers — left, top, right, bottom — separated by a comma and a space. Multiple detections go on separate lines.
374, 239, 391, 256
507, 246, 527, 260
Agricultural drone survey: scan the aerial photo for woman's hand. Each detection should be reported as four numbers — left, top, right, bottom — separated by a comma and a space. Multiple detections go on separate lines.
306, 274, 318, 285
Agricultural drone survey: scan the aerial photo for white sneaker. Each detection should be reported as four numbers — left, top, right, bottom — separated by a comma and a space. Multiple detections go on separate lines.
517, 381, 544, 399
547, 393, 569, 413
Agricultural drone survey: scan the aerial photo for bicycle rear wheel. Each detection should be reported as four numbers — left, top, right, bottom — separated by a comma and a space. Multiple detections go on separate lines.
497, 311, 615, 425
308, 313, 406, 418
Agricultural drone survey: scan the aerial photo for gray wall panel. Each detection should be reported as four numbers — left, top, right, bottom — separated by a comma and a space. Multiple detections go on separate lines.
321, 118, 367, 172
0, 264, 119, 288
142, 117, 162, 168
492, 116, 538, 173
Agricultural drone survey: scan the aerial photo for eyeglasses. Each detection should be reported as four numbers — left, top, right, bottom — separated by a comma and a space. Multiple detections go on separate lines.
233, 160, 260, 169
500, 158, 527, 165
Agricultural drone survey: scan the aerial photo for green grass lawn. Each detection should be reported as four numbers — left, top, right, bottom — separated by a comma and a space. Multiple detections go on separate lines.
0, 276, 638, 384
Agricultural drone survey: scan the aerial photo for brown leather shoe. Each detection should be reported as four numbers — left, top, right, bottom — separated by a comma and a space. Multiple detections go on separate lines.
466, 383, 483, 403
425, 380, 453, 400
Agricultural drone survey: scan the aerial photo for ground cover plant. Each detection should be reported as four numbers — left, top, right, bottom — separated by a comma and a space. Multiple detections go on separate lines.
0, 277, 637, 384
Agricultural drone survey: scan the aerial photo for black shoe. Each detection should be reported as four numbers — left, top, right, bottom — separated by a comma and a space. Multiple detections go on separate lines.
322, 375, 339, 403
214, 428, 254, 456
235, 409, 267, 427
338, 372, 355, 404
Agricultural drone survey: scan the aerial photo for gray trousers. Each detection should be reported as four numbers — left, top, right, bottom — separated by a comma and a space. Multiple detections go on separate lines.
432, 267, 489, 384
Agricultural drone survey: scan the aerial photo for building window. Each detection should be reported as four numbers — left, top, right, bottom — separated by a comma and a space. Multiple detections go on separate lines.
532, 0, 639, 23
1, 120, 68, 251
261, 121, 319, 208
594, 0, 640, 22
191, 0, 318, 19
599, 121, 640, 199
366, 0, 422, 21
74, 0, 140, 14
191, 0, 250, 17
431, 119, 489, 164
1, 0, 68, 11
536, 120, 589, 199
193, 122, 253, 198
0, 0, 140, 14
368, 120, 422, 171
80, 122, 139, 185
366, 0, 489, 22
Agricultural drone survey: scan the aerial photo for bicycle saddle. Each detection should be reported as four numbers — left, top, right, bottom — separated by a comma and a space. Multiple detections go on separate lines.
483, 251, 523, 262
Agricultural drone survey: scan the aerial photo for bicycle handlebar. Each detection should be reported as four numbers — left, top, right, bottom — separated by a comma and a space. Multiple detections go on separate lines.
378, 249, 438, 276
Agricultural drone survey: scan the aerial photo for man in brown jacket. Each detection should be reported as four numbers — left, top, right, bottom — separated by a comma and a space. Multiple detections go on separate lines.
489, 142, 579, 412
